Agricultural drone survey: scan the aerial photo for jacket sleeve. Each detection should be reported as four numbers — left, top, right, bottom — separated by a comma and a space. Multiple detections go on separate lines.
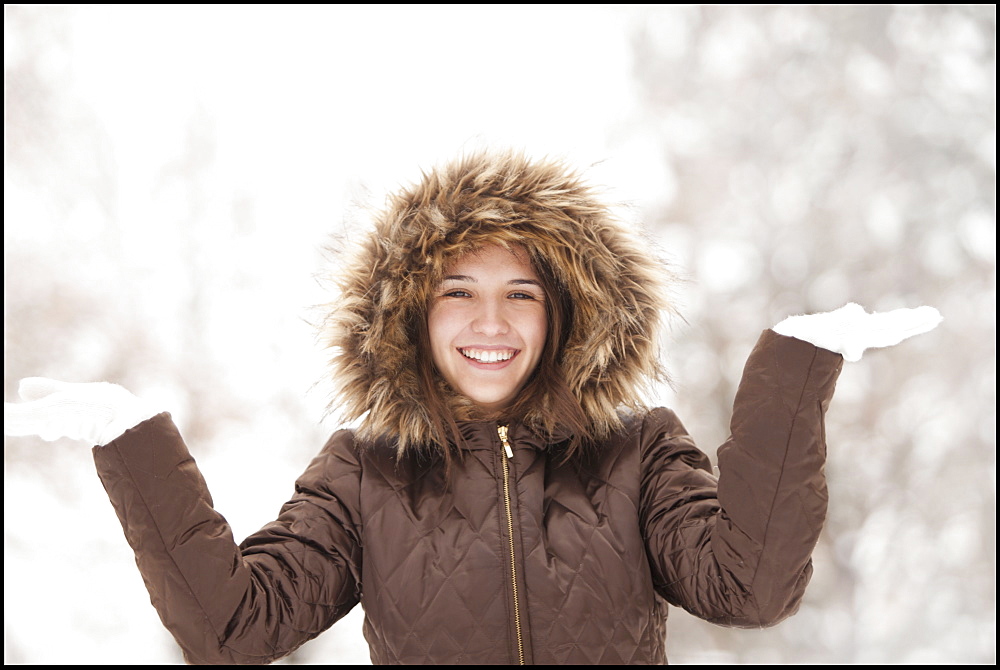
640, 329, 843, 627
92, 414, 364, 664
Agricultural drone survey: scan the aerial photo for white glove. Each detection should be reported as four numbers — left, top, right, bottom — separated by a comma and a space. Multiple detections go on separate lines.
4, 377, 161, 446
773, 302, 943, 362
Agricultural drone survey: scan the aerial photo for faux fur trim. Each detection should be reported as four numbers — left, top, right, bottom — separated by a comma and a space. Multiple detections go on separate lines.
321, 150, 673, 453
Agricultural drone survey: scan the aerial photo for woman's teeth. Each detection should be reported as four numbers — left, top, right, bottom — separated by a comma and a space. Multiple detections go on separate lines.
460, 349, 516, 363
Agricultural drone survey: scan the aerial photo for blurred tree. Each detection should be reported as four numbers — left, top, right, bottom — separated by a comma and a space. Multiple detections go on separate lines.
626, 4, 995, 663
4, 7, 334, 663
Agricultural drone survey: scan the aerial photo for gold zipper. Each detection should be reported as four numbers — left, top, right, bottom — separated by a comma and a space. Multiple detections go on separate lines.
497, 424, 524, 665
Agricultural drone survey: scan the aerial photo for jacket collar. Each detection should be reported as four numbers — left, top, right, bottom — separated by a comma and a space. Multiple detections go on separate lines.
455, 420, 575, 452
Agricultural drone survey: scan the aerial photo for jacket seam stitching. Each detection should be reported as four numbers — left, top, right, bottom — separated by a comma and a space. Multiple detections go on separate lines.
746, 342, 821, 618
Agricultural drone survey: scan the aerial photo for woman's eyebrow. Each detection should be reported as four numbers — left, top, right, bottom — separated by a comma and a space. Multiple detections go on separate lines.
441, 276, 540, 285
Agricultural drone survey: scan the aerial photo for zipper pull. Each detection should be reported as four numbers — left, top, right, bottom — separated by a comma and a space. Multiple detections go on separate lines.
497, 424, 513, 459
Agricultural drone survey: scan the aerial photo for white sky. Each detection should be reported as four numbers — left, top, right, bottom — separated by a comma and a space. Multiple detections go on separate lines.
57, 5, 650, 217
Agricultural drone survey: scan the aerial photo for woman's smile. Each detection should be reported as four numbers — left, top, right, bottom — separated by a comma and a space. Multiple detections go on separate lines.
458, 348, 518, 364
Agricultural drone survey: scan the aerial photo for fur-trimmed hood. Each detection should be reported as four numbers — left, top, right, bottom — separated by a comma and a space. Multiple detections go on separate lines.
322, 150, 672, 453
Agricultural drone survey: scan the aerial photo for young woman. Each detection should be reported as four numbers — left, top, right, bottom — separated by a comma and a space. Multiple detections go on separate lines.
5, 151, 940, 664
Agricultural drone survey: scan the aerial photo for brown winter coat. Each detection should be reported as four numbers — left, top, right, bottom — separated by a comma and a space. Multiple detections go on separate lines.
92, 152, 844, 664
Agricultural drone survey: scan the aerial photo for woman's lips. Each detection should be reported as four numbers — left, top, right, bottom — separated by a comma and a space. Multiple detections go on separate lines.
458, 348, 519, 367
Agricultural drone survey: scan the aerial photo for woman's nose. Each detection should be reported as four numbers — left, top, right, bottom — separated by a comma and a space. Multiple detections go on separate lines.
471, 300, 509, 337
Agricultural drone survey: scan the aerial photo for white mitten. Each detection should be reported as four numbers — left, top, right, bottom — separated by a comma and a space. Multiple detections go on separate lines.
4, 377, 162, 446
773, 302, 943, 362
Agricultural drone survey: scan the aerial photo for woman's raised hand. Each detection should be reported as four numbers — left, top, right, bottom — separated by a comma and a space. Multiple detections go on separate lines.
773, 302, 943, 362
4, 377, 161, 446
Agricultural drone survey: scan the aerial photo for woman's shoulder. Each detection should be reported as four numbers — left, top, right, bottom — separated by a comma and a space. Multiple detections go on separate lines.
312, 428, 435, 477
613, 406, 690, 441
579, 407, 696, 468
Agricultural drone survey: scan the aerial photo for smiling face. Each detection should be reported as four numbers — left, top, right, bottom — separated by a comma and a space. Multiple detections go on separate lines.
427, 244, 548, 414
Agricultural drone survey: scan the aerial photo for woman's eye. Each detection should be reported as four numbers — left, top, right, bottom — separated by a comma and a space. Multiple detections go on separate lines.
442, 289, 471, 298
509, 291, 539, 300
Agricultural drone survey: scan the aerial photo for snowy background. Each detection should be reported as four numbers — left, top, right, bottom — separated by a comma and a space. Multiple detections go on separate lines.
4, 5, 995, 664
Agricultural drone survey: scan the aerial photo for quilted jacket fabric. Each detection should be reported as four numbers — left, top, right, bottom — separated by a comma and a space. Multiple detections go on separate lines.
93, 329, 842, 664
